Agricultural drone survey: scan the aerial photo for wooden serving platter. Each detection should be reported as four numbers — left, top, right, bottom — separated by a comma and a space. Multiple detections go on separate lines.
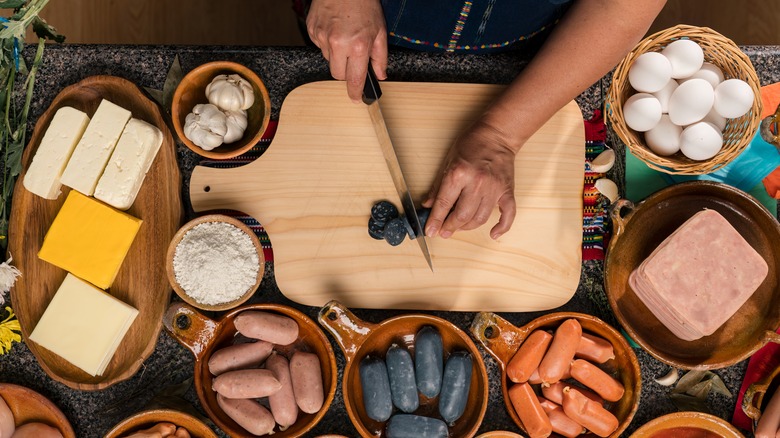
9, 76, 182, 390
191, 81, 584, 311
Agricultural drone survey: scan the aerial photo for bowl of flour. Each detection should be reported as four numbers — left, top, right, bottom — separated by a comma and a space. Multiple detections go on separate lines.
166, 214, 264, 311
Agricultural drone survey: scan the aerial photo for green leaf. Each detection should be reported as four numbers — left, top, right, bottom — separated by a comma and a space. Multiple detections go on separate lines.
161, 55, 183, 113
670, 393, 710, 413
144, 86, 163, 107
708, 374, 732, 397
0, 0, 25, 8
672, 370, 708, 394
686, 379, 713, 399
32, 16, 65, 43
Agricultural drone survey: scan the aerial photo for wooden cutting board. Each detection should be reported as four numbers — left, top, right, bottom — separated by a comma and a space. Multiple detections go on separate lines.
190, 81, 584, 311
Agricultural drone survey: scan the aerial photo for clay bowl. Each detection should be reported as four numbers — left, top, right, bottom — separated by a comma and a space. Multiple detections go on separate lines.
605, 181, 780, 369
163, 302, 337, 438
743, 361, 780, 431
318, 300, 489, 438
630, 411, 744, 437
476, 432, 524, 438
104, 409, 217, 438
470, 312, 641, 438
0, 383, 75, 438
166, 214, 264, 311
172, 61, 271, 159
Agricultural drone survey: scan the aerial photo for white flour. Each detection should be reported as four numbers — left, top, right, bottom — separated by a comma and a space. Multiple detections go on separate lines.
173, 221, 260, 305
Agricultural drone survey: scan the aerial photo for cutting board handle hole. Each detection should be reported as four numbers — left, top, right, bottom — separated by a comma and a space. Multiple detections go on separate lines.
176, 313, 191, 330
203, 186, 211, 193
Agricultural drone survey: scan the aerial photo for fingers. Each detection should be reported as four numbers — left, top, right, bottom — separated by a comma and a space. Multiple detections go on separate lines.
424, 180, 462, 239
371, 31, 388, 80
345, 53, 369, 102
490, 192, 517, 240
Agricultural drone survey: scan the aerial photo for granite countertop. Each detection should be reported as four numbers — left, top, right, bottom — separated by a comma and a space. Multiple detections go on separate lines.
1, 44, 778, 437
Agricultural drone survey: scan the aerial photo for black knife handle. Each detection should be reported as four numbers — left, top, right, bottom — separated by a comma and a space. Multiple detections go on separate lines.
362, 65, 382, 104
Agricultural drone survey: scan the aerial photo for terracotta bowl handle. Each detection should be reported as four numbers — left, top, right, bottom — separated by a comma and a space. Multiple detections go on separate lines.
762, 329, 780, 346
608, 199, 635, 252
743, 381, 769, 425
317, 300, 377, 363
163, 302, 218, 357
469, 312, 530, 367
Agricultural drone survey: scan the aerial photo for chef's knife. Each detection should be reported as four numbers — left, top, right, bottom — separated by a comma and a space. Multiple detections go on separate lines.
362, 68, 434, 271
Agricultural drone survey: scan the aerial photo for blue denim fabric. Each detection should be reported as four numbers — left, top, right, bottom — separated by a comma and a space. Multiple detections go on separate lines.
382, 0, 573, 53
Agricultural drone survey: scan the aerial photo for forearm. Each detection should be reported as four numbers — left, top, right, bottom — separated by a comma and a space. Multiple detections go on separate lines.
483, 0, 667, 152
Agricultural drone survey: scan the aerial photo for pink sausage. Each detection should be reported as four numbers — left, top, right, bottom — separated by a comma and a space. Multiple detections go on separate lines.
234, 311, 299, 345
9, 423, 63, 438
212, 369, 282, 399
217, 394, 275, 436
266, 353, 299, 428
208, 341, 273, 375
290, 351, 325, 414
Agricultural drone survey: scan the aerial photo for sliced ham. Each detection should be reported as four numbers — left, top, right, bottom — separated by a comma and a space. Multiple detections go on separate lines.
628, 209, 768, 341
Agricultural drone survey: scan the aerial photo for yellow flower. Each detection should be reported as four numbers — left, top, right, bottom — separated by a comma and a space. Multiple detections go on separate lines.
0, 306, 21, 354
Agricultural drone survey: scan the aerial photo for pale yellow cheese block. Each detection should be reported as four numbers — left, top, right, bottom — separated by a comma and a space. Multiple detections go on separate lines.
22, 106, 90, 199
60, 99, 131, 196
94, 118, 163, 210
28, 273, 139, 376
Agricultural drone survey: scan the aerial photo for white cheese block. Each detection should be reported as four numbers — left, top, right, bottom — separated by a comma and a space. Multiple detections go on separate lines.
94, 118, 163, 210
22, 106, 90, 199
60, 99, 131, 196
28, 273, 138, 376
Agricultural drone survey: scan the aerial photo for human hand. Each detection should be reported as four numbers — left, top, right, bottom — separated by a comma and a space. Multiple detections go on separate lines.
423, 120, 518, 240
306, 0, 388, 103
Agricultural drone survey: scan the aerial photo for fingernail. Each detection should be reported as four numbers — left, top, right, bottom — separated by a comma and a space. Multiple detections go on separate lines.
441, 230, 452, 239
491, 232, 501, 240
426, 226, 438, 237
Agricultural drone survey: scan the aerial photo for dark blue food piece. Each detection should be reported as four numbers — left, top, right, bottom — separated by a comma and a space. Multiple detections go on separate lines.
386, 414, 448, 438
386, 344, 419, 413
359, 356, 393, 422
415, 326, 443, 398
439, 351, 473, 424
401, 207, 432, 240
383, 217, 407, 246
369, 217, 385, 240
371, 200, 399, 223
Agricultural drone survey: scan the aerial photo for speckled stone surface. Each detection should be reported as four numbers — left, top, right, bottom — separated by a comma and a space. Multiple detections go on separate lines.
0, 44, 774, 437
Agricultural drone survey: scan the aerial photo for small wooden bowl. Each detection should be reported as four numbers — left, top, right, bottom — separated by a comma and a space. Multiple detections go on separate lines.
166, 214, 264, 311
470, 312, 641, 438
743, 362, 780, 430
163, 302, 337, 438
0, 383, 75, 438
104, 409, 217, 438
605, 181, 780, 369
631, 411, 744, 437
172, 61, 271, 159
318, 300, 489, 438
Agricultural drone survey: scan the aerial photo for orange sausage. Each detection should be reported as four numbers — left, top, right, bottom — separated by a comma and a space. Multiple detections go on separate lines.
576, 333, 615, 364
538, 396, 586, 438
541, 381, 603, 406
508, 382, 552, 438
507, 330, 553, 383
562, 386, 619, 438
529, 365, 571, 385
569, 359, 624, 402
538, 319, 582, 385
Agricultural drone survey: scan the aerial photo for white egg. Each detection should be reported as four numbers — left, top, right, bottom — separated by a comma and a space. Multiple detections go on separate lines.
702, 108, 727, 131
628, 52, 673, 93
680, 121, 723, 160
662, 40, 705, 79
680, 62, 724, 88
645, 115, 682, 156
623, 93, 662, 132
714, 79, 754, 118
668, 78, 715, 126
652, 79, 678, 113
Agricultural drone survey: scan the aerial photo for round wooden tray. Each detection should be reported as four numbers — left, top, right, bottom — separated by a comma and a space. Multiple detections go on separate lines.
0, 383, 75, 438
8, 75, 183, 390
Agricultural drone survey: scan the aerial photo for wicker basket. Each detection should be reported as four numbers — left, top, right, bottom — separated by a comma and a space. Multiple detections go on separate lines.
606, 25, 762, 175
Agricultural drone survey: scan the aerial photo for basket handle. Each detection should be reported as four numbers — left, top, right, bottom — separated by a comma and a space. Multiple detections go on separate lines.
760, 110, 780, 147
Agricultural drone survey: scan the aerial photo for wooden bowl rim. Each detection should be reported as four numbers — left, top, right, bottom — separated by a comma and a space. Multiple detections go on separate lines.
0, 383, 76, 438
103, 408, 218, 438
171, 60, 271, 160
166, 214, 265, 311
605, 181, 780, 369
630, 411, 744, 437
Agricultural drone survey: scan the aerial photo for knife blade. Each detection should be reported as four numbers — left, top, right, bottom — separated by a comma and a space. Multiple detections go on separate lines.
362, 68, 434, 271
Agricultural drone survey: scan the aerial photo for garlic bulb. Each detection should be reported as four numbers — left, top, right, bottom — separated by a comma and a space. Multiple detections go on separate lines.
206, 74, 255, 112
223, 109, 248, 144
184, 103, 228, 151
